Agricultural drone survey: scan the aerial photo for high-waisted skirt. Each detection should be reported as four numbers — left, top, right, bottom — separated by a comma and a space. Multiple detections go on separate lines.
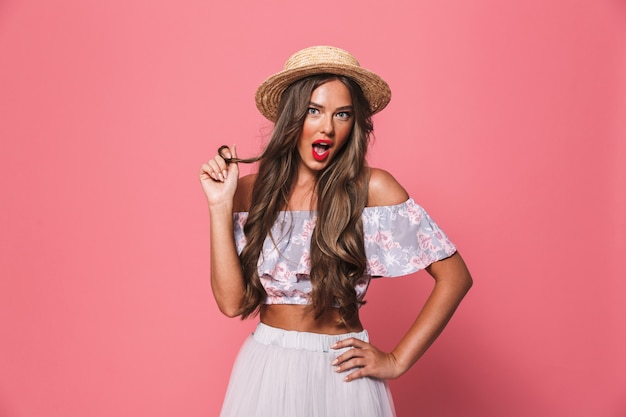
220, 322, 396, 417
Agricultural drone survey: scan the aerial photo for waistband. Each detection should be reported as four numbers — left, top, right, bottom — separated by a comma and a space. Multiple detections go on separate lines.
252, 322, 369, 353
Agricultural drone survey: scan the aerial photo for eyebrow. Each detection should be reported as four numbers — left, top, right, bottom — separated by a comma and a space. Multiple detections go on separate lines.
309, 102, 354, 111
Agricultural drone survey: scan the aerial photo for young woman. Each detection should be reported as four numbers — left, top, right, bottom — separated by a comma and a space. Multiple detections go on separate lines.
200, 46, 473, 417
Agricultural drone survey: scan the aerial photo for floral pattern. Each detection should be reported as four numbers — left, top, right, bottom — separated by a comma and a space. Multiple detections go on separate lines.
233, 198, 457, 305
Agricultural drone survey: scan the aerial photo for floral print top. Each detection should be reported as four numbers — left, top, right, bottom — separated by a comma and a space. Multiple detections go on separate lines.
233, 198, 457, 306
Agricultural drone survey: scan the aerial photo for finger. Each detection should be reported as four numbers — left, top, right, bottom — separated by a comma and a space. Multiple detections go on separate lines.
219, 145, 232, 159
210, 159, 227, 181
225, 144, 239, 179
332, 347, 368, 368
333, 355, 367, 373
216, 146, 238, 179
216, 159, 229, 180
219, 144, 238, 161
217, 145, 231, 161
331, 337, 364, 350
335, 355, 377, 382
199, 163, 218, 182
205, 159, 227, 182
344, 367, 367, 382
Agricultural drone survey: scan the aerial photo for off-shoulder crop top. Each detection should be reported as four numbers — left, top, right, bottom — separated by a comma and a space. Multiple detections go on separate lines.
233, 198, 457, 306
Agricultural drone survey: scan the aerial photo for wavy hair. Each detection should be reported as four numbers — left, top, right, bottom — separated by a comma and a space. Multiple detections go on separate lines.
234, 74, 374, 323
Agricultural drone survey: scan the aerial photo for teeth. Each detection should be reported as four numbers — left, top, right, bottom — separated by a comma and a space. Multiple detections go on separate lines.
313, 143, 329, 155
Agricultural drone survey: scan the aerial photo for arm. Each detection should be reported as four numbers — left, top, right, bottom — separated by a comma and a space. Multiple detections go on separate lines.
199, 145, 247, 317
332, 168, 473, 380
392, 252, 472, 370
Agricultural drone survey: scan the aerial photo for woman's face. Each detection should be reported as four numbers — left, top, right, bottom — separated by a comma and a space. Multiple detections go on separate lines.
296, 79, 354, 176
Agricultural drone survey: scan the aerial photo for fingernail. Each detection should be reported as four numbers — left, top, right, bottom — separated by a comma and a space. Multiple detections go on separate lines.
223, 170, 228, 179
331, 359, 338, 365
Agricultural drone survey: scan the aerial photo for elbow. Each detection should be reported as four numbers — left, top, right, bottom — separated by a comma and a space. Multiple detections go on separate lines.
211, 282, 244, 318
464, 273, 474, 293
217, 302, 242, 318
213, 293, 243, 318
221, 309, 241, 319
451, 252, 473, 293
457, 262, 473, 294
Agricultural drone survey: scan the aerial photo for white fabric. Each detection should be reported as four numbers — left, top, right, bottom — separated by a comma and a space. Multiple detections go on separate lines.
220, 323, 396, 417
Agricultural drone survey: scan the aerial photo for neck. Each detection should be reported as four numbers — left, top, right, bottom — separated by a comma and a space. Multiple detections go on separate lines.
288, 171, 317, 211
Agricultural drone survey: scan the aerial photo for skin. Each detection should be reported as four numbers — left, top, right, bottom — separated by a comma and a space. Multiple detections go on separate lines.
295, 80, 354, 180
199, 79, 473, 382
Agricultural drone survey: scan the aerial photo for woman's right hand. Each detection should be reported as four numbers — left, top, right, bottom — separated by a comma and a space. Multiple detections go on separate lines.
199, 144, 239, 208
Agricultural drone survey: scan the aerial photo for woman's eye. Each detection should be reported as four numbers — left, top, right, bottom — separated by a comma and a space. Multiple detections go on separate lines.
336, 111, 351, 120
307, 107, 319, 115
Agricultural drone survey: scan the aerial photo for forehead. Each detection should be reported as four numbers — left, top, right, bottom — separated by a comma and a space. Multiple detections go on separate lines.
309, 79, 353, 105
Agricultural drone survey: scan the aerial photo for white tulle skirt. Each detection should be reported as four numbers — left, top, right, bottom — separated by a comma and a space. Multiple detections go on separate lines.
220, 323, 396, 417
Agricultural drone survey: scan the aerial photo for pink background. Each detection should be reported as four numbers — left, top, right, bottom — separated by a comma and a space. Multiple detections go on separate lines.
1, 0, 625, 416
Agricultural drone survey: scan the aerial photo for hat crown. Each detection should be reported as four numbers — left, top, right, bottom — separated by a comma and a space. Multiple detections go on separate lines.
256, 45, 390, 121
284, 46, 361, 71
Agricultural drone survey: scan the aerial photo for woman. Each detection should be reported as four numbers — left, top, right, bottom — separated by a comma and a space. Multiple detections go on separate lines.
200, 46, 473, 417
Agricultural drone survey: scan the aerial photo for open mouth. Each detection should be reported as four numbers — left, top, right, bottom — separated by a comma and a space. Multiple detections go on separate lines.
312, 140, 331, 161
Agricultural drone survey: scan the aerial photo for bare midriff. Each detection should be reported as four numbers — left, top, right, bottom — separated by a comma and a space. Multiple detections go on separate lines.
260, 304, 363, 335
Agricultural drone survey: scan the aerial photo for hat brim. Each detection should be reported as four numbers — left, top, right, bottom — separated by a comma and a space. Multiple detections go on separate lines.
255, 63, 391, 122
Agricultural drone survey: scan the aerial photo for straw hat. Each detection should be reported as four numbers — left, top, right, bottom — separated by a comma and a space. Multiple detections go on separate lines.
255, 46, 391, 122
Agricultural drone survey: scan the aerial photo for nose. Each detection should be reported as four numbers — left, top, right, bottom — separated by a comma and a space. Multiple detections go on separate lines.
319, 114, 335, 137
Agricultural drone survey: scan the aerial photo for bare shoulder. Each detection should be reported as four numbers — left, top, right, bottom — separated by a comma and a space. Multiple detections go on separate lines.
367, 167, 409, 207
233, 173, 256, 212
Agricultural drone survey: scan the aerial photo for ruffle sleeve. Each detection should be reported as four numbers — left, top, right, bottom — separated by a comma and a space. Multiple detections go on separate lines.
362, 198, 457, 277
233, 212, 248, 255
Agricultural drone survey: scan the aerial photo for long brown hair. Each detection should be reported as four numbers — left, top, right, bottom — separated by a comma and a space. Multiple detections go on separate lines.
235, 74, 374, 323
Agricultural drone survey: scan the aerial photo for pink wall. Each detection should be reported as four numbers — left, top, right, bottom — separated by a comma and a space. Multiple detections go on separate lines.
1, 1, 624, 416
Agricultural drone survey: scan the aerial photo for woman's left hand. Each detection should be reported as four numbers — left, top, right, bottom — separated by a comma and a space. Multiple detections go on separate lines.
331, 338, 404, 382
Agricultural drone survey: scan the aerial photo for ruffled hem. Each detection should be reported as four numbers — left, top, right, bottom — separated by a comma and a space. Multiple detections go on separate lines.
232, 199, 456, 303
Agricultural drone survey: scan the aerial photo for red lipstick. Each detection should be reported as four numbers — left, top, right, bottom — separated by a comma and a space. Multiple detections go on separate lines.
312, 139, 332, 162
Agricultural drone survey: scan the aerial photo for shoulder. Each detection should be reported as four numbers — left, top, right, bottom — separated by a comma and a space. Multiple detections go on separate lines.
233, 173, 256, 212
367, 167, 409, 207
